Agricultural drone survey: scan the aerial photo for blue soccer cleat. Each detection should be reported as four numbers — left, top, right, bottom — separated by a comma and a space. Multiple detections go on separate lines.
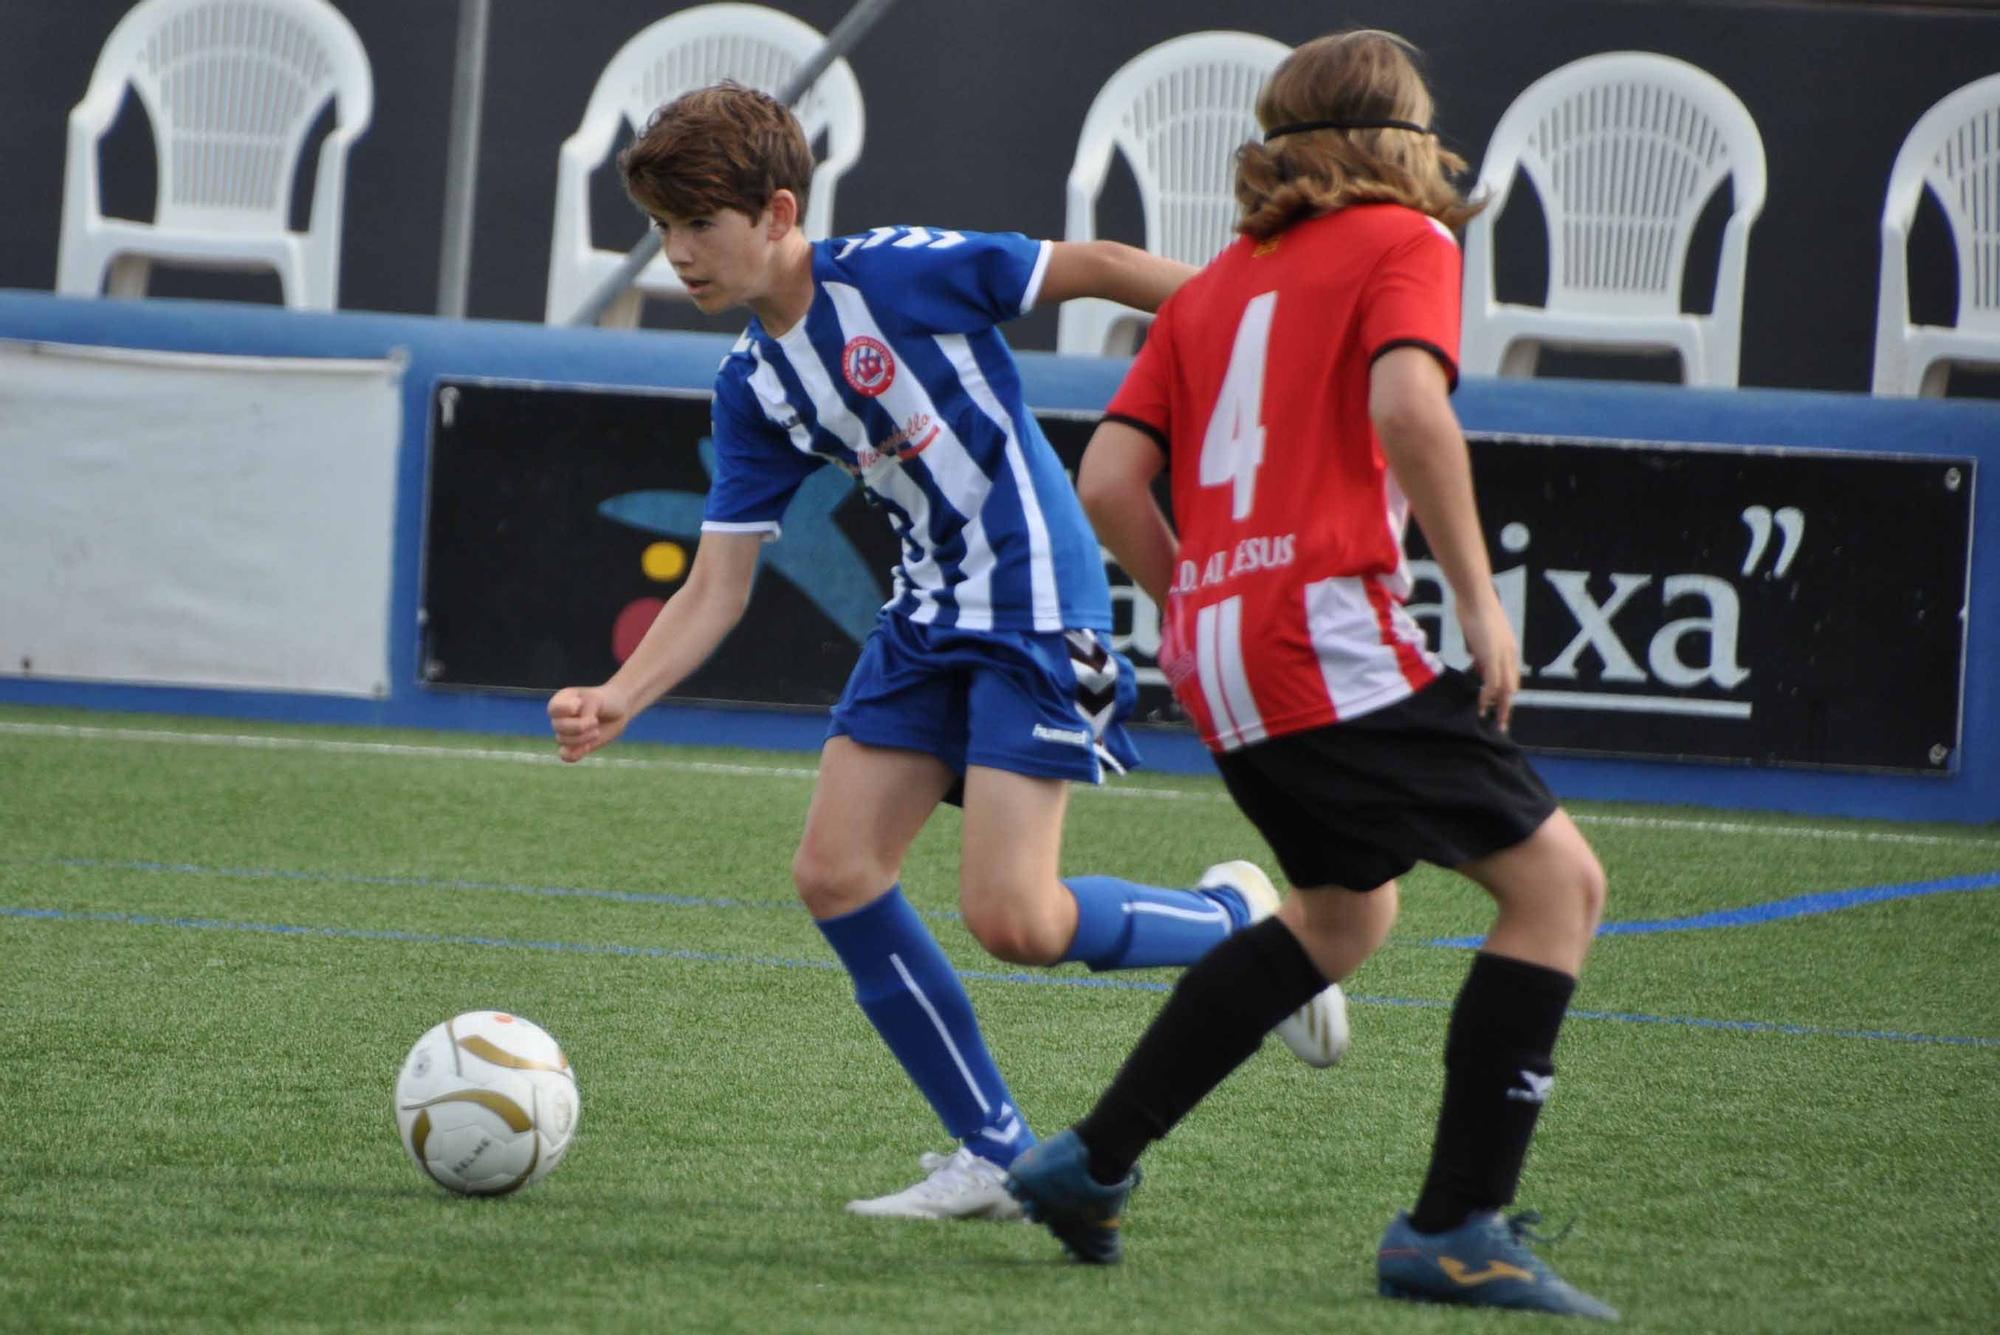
1378, 1209, 1619, 1321
1003, 1129, 1138, 1265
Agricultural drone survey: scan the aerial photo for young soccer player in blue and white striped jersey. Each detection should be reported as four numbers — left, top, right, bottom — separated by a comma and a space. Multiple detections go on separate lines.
546, 82, 1347, 1220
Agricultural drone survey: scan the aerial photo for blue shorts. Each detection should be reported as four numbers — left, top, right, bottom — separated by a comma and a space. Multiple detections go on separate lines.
828, 614, 1142, 785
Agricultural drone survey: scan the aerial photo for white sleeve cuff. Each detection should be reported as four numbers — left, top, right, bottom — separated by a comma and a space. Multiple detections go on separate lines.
1019, 239, 1054, 315
701, 519, 783, 544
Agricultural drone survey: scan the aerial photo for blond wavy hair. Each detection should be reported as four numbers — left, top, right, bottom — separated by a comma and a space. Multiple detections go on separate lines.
1235, 30, 1481, 240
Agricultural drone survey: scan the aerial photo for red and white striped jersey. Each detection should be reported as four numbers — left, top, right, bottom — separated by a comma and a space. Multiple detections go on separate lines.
1105, 203, 1459, 752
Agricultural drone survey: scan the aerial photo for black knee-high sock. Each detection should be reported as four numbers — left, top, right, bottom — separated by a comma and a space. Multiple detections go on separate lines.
1410, 951, 1576, 1233
1075, 918, 1328, 1183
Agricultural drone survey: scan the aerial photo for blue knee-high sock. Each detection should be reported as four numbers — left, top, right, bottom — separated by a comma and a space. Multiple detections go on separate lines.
816, 885, 1034, 1168
1062, 875, 1248, 971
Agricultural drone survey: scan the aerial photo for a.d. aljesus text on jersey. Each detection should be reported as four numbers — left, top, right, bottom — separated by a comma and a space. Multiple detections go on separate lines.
1106, 203, 1463, 751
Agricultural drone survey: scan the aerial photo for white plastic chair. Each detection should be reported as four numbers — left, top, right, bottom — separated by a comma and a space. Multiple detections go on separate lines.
56, 0, 373, 310
1462, 52, 1766, 387
545, 3, 866, 328
1056, 30, 1291, 357
1872, 73, 2000, 397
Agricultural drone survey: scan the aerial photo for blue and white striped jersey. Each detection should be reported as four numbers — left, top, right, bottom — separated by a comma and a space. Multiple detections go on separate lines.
700, 227, 1111, 633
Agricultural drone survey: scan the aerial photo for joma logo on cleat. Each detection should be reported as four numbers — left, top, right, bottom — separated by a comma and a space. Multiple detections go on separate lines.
1439, 1258, 1535, 1287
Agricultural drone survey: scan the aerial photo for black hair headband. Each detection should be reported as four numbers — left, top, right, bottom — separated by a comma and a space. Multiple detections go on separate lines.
1265, 117, 1433, 141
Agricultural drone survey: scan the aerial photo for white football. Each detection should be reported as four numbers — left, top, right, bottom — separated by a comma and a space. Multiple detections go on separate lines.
394, 1010, 580, 1195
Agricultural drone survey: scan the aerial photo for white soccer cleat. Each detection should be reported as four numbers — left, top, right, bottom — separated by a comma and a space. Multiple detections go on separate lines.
1277, 981, 1351, 1068
1200, 860, 1353, 1069
844, 1147, 1026, 1221
1201, 858, 1282, 921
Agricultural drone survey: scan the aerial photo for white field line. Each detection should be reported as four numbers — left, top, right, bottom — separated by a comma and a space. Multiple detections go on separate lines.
0, 720, 1197, 801
1573, 813, 1996, 848
4, 719, 1997, 845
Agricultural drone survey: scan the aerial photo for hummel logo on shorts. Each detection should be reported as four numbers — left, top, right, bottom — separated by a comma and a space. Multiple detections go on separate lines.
1033, 723, 1091, 747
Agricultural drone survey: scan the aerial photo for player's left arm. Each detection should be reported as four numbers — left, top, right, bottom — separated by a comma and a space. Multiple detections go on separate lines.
1039, 241, 1196, 314
1371, 347, 1519, 729
1078, 420, 1176, 605
1360, 217, 1517, 725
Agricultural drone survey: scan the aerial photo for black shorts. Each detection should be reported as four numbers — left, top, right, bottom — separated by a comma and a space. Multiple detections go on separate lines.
1211, 669, 1557, 891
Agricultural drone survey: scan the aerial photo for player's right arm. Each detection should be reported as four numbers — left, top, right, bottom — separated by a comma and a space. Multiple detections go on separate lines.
550, 362, 815, 764
1078, 421, 1175, 606
1081, 292, 1181, 605
547, 530, 762, 763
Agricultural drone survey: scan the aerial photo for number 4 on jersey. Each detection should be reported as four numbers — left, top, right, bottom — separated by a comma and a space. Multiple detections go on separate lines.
1199, 290, 1277, 521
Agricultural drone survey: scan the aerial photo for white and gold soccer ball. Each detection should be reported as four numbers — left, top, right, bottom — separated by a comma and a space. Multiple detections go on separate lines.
394, 1010, 580, 1195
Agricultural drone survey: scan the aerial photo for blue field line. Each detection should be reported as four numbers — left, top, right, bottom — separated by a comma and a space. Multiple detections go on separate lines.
6, 903, 1997, 1050
1429, 870, 2000, 949
21, 855, 1997, 949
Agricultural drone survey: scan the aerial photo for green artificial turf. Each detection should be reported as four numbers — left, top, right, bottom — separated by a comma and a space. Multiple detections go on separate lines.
2, 705, 1996, 1332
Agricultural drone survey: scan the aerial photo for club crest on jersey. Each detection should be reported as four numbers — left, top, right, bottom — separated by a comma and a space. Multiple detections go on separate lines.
842, 335, 896, 397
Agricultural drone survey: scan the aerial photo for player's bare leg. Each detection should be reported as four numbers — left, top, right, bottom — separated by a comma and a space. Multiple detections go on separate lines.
958, 764, 1296, 973
956, 764, 1077, 964
1377, 810, 1615, 1319
1275, 877, 1400, 984
793, 739, 1029, 1221
1459, 808, 1607, 977
792, 737, 953, 922
956, 766, 1351, 1066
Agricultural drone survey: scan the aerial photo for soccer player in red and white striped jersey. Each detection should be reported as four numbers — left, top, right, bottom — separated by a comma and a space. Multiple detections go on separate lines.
1102, 198, 1460, 746
1004, 31, 1619, 1319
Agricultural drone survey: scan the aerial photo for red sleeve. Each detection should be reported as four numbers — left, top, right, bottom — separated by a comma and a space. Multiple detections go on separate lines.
1102, 298, 1178, 453
1357, 219, 1462, 388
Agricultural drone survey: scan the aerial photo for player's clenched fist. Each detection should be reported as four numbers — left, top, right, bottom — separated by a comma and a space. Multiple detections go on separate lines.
547, 685, 630, 763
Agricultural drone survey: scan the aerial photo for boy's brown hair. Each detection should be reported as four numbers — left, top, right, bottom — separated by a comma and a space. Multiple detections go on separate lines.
1235, 30, 1481, 240
619, 81, 813, 222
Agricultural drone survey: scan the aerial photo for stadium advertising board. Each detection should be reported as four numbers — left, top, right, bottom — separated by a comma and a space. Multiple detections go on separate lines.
422, 382, 1972, 774
1415, 435, 1973, 773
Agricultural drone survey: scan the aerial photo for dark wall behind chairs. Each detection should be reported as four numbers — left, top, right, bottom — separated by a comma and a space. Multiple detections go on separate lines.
6, 0, 1997, 393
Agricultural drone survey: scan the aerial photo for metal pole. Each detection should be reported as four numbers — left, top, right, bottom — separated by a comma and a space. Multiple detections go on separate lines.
565, 0, 902, 327
436, 0, 492, 318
